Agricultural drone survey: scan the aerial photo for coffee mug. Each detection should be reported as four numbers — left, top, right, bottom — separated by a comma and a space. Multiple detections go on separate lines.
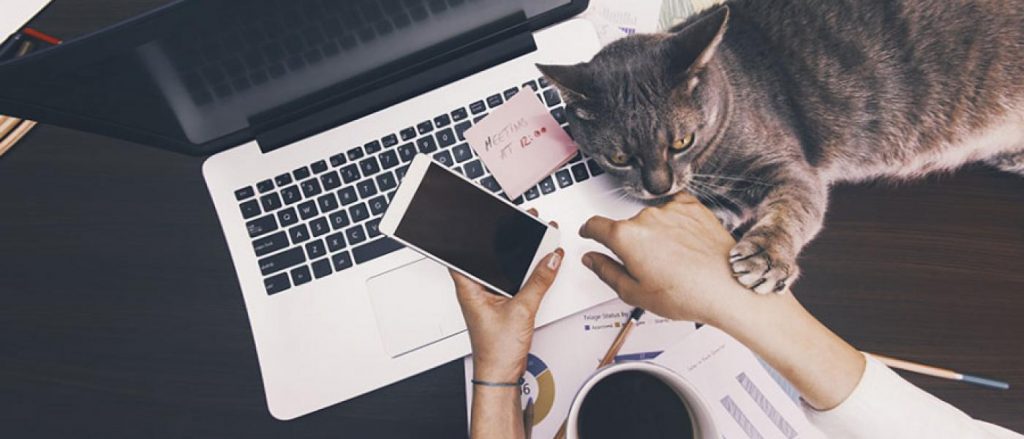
564, 361, 719, 439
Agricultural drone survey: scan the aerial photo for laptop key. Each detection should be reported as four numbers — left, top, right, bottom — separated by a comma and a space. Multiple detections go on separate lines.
246, 215, 278, 238
350, 202, 370, 222
416, 136, 438, 154
453, 143, 473, 162
257, 179, 275, 193
347, 147, 364, 161
297, 200, 319, 220
301, 179, 322, 197
368, 195, 388, 216
311, 160, 328, 174
538, 76, 550, 88
317, 193, 339, 212
337, 187, 358, 206
379, 150, 400, 169
434, 150, 454, 167
357, 180, 378, 198
469, 100, 486, 114
278, 207, 299, 227
396, 165, 410, 181
235, 186, 255, 201
454, 121, 472, 141
275, 173, 293, 186
525, 186, 540, 201
321, 171, 342, 190
329, 153, 347, 167
551, 107, 566, 124
353, 237, 404, 264
289, 223, 311, 244
366, 218, 382, 238
464, 160, 485, 179
326, 232, 347, 251
586, 159, 605, 176
571, 163, 590, 182
329, 210, 351, 230
310, 217, 330, 237
398, 143, 417, 162
260, 193, 282, 212
339, 164, 360, 184
400, 127, 417, 141
359, 157, 381, 176
345, 224, 367, 245
436, 128, 456, 148
306, 239, 327, 258
416, 120, 434, 135
503, 87, 519, 99
259, 247, 305, 275
376, 172, 398, 191
434, 113, 451, 128
544, 89, 562, 107
523, 80, 538, 91
332, 251, 354, 271
253, 231, 289, 257
481, 176, 501, 192
555, 169, 573, 188
312, 258, 332, 279
486, 93, 504, 108
281, 185, 302, 205
290, 265, 312, 286
539, 176, 556, 194
264, 272, 291, 295
293, 166, 311, 180
451, 107, 468, 121
364, 140, 382, 155
382, 134, 399, 148
240, 200, 261, 219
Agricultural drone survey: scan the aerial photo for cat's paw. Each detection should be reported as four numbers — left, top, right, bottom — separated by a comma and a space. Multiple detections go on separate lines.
729, 237, 799, 294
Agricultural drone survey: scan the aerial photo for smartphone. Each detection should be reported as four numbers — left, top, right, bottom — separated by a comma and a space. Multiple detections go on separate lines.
380, 154, 560, 297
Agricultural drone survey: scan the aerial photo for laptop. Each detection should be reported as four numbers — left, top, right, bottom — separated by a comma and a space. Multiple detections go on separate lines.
0, 0, 642, 420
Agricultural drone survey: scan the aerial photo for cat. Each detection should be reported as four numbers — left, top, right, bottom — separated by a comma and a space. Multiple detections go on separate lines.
538, 0, 1024, 294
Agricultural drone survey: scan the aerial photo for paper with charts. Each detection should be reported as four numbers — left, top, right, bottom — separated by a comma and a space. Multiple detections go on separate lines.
464, 299, 696, 439
655, 326, 826, 438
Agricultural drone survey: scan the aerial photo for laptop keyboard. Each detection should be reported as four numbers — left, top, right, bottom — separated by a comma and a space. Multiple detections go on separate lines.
232, 77, 606, 295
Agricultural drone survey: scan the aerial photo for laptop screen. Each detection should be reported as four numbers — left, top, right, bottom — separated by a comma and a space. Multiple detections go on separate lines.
0, 0, 582, 155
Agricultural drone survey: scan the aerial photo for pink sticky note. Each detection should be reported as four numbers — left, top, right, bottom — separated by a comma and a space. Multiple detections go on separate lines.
464, 91, 578, 200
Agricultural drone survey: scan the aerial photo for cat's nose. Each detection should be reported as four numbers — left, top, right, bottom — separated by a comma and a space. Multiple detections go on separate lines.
642, 169, 674, 196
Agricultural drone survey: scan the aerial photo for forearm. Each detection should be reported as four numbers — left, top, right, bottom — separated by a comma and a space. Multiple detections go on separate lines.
710, 289, 865, 410
470, 386, 524, 439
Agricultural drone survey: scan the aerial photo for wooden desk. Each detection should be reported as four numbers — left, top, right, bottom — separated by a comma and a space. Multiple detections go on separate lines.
1, 1, 1021, 436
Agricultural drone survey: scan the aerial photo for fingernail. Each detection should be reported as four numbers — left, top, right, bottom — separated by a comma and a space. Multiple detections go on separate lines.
547, 250, 562, 270
581, 254, 593, 269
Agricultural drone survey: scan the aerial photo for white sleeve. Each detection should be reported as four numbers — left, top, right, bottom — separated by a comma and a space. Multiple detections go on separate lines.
801, 354, 1022, 439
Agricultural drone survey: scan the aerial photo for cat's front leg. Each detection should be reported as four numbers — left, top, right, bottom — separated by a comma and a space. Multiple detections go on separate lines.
730, 175, 827, 294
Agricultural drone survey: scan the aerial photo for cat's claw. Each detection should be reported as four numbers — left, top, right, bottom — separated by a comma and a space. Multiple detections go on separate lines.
729, 238, 799, 294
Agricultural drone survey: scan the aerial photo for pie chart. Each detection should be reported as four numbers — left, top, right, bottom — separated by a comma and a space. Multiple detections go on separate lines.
522, 353, 555, 425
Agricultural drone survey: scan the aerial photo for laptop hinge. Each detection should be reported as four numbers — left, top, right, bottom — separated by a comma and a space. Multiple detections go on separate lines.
253, 12, 536, 154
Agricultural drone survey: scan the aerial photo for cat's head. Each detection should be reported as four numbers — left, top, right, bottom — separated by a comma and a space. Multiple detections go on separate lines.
538, 6, 730, 200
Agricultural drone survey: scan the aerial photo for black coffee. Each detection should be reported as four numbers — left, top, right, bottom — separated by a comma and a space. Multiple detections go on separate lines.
577, 370, 695, 439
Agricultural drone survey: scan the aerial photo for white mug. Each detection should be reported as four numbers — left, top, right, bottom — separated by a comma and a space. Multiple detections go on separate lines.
564, 361, 720, 439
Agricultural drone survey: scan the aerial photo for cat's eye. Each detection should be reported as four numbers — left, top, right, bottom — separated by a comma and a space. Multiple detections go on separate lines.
672, 133, 696, 153
609, 151, 630, 167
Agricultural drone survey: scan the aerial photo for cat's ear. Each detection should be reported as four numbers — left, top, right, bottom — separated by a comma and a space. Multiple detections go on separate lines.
536, 63, 591, 103
664, 5, 730, 92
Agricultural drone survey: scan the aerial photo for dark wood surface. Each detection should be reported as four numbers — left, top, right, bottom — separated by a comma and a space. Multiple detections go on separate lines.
2, 2, 1022, 437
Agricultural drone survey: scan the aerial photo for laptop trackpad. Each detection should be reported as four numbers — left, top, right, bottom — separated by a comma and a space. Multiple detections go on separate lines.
367, 258, 468, 358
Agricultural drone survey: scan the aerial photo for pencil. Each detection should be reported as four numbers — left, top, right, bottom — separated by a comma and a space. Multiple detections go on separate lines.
0, 120, 36, 157
554, 307, 647, 439
867, 352, 1010, 390
523, 397, 534, 439
0, 116, 20, 139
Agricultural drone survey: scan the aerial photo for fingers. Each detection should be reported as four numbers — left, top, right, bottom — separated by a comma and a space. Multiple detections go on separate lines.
515, 248, 564, 310
581, 252, 641, 298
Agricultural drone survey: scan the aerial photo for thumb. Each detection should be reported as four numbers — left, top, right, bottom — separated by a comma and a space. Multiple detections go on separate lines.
515, 249, 564, 310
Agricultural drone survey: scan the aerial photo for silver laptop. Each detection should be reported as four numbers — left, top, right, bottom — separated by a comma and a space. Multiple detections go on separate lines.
0, 0, 642, 420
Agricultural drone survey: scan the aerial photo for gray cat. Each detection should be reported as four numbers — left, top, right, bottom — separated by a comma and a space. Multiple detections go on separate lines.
539, 0, 1024, 294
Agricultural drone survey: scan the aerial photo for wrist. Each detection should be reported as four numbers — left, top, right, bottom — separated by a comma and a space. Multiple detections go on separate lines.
473, 358, 526, 383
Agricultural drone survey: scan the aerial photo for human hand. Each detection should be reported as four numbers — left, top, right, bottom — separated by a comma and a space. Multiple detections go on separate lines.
452, 212, 563, 383
578, 193, 754, 326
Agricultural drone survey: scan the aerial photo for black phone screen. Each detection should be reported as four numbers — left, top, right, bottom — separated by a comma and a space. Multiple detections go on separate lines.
394, 163, 547, 295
